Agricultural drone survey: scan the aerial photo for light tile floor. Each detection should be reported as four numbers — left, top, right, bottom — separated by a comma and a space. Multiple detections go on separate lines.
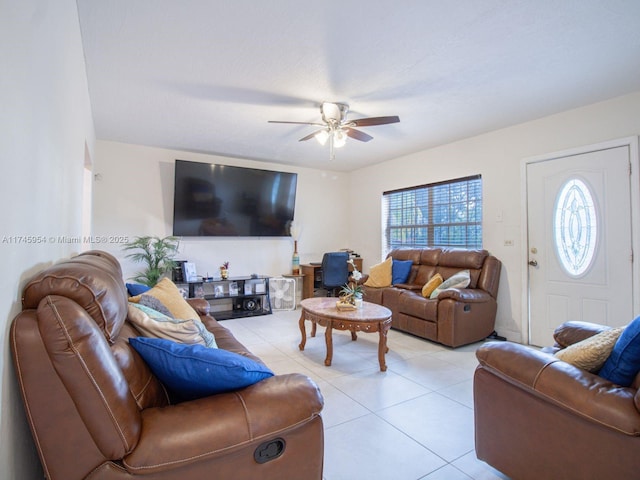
222, 309, 510, 480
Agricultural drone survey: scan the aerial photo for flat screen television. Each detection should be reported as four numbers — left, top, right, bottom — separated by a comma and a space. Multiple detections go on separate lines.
172, 160, 297, 237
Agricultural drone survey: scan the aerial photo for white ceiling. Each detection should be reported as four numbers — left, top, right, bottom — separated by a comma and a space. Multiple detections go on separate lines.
77, 0, 640, 172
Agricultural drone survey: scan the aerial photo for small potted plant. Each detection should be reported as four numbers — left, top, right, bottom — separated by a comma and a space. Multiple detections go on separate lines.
122, 236, 180, 286
338, 259, 364, 309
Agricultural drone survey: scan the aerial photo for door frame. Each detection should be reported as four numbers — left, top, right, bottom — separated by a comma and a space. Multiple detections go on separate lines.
520, 136, 640, 345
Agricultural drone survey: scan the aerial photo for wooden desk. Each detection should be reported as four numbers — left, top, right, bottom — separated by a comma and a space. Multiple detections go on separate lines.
300, 258, 363, 300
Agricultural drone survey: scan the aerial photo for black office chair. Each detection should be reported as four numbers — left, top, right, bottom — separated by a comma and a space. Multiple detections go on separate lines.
321, 252, 350, 297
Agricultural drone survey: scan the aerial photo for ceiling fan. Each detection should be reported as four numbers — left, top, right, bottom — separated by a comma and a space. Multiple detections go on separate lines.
269, 102, 400, 159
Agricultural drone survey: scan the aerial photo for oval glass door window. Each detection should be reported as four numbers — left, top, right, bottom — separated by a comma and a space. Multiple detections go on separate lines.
554, 178, 597, 276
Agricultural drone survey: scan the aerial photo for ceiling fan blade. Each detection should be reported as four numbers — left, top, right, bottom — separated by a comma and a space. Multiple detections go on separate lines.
268, 120, 325, 126
345, 128, 373, 142
299, 130, 325, 142
350, 116, 400, 127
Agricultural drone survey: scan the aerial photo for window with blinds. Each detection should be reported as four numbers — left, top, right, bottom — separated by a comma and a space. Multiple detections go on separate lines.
382, 175, 482, 254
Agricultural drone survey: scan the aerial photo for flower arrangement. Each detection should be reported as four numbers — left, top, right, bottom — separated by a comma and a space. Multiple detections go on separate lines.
339, 259, 364, 306
220, 261, 229, 270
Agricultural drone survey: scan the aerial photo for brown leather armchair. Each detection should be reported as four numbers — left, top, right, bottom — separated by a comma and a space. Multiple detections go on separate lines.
474, 321, 640, 480
11, 251, 324, 480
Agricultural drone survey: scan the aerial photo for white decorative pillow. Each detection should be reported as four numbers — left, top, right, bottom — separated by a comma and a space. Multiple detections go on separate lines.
127, 303, 217, 348
555, 326, 624, 372
429, 270, 471, 299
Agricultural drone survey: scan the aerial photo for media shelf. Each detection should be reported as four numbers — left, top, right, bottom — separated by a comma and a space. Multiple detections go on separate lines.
177, 276, 272, 320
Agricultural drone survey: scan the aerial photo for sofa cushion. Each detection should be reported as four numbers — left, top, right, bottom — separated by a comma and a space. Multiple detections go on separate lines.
130, 278, 199, 321
430, 270, 471, 299
599, 316, 640, 386
398, 292, 438, 320
555, 327, 624, 372
421, 273, 443, 298
364, 257, 393, 288
22, 251, 129, 342
129, 337, 274, 401
392, 259, 413, 285
438, 249, 488, 269
127, 303, 217, 348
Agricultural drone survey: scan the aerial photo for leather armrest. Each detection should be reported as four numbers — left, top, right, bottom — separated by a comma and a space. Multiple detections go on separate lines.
124, 373, 323, 474
476, 342, 640, 435
552, 321, 612, 348
436, 288, 491, 302
186, 298, 211, 316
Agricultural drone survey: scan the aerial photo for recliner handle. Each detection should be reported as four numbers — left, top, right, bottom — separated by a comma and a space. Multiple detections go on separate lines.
254, 438, 286, 464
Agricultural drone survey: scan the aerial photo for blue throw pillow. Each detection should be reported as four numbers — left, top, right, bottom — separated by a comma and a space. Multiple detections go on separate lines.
598, 316, 640, 387
392, 259, 413, 285
129, 337, 274, 400
126, 283, 151, 296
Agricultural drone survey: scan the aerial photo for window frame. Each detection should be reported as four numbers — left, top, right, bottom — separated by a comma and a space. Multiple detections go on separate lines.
382, 174, 483, 255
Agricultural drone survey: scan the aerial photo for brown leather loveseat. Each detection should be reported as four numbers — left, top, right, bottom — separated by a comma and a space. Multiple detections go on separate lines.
361, 248, 501, 347
10, 251, 324, 480
474, 321, 640, 479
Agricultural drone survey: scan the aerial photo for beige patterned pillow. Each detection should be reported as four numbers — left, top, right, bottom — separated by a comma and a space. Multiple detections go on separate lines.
555, 327, 624, 372
129, 277, 199, 320
127, 303, 217, 348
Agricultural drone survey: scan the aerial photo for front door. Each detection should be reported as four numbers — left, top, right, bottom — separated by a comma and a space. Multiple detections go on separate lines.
526, 143, 634, 346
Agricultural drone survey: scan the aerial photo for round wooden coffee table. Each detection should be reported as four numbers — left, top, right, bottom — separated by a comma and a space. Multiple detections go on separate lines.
298, 297, 393, 371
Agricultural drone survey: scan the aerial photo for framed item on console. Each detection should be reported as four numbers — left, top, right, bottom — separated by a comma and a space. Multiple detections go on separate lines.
182, 262, 197, 282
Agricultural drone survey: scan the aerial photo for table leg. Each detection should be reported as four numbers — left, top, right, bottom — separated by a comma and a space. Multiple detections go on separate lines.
298, 310, 307, 351
311, 320, 317, 338
324, 320, 333, 366
378, 322, 390, 371
350, 329, 357, 341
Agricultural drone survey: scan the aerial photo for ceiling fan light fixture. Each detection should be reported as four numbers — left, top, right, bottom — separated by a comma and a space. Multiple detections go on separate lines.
333, 129, 347, 148
315, 129, 330, 145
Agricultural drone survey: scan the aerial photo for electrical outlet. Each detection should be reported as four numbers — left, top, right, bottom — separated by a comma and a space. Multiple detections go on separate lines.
504, 239, 514, 247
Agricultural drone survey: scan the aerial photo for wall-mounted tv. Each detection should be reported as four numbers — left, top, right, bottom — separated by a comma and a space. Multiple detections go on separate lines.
172, 160, 297, 237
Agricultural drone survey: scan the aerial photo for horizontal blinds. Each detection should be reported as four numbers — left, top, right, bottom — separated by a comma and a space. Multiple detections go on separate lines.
383, 176, 482, 254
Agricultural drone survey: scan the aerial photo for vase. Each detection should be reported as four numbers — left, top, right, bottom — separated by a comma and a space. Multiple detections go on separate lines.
220, 268, 228, 279
354, 297, 363, 308
292, 240, 300, 275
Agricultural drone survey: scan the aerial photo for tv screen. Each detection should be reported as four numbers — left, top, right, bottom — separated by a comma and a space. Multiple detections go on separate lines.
173, 160, 297, 237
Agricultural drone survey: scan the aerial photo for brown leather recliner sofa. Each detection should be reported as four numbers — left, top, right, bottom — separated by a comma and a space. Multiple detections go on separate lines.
474, 321, 640, 480
10, 251, 324, 480
361, 248, 501, 348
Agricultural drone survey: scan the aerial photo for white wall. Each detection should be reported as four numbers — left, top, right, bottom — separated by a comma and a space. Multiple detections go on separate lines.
0, 1, 95, 478
350, 91, 640, 342
92, 141, 351, 280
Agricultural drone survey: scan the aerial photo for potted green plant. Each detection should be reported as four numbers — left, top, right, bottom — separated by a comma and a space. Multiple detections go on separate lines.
339, 259, 364, 308
122, 235, 180, 286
